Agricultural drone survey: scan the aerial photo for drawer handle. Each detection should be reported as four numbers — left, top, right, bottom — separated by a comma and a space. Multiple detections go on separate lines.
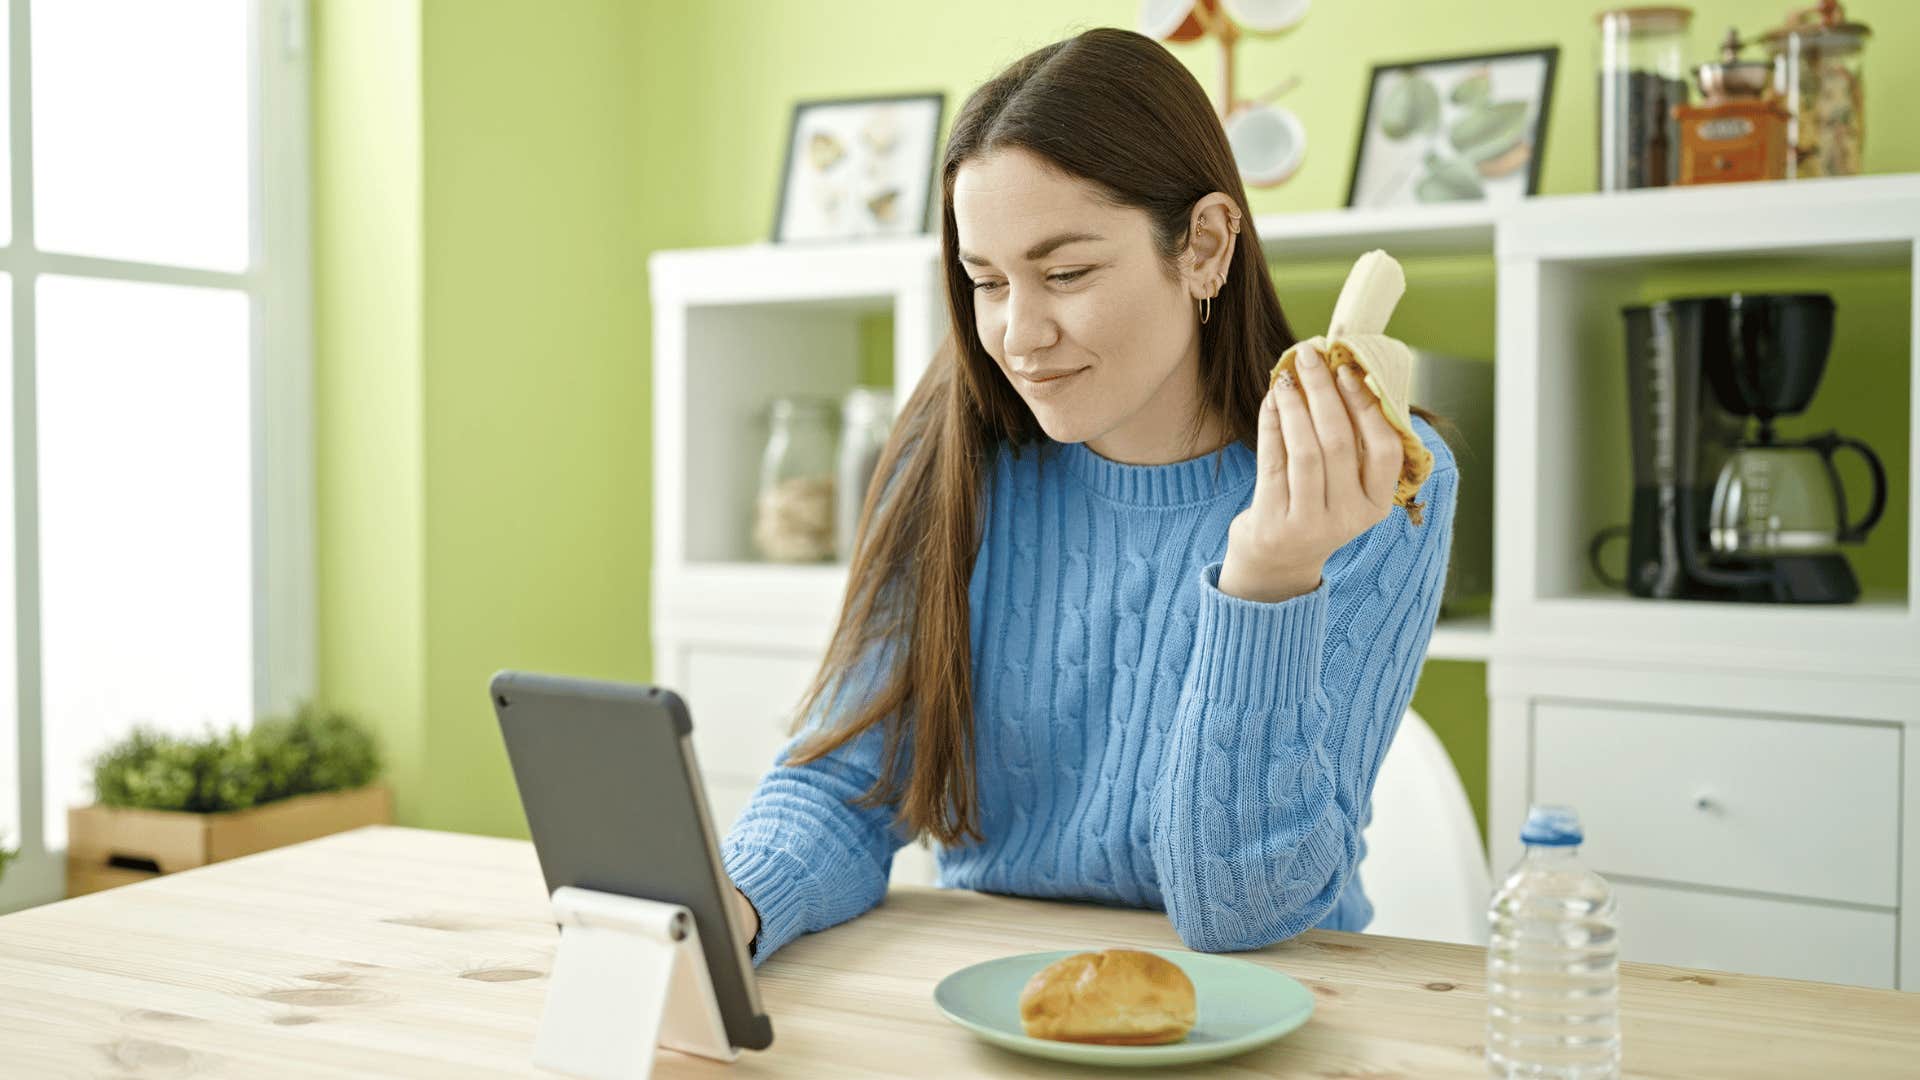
1694, 792, 1720, 813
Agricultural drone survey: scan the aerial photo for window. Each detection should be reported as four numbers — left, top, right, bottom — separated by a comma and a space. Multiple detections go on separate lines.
0, 0, 311, 868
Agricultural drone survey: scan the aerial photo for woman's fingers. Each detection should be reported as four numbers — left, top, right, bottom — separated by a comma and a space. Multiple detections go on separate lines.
1329, 361, 1408, 510
1273, 361, 1324, 514
1253, 377, 1290, 514
1294, 345, 1362, 506
1348, 379, 1407, 509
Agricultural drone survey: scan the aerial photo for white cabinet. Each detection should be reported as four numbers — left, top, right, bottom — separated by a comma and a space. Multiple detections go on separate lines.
1532, 702, 1899, 907
649, 240, 949, 891
1491, 659, 1916, 990
1487, 174, 1920, 991
1609, 878, 1897, 989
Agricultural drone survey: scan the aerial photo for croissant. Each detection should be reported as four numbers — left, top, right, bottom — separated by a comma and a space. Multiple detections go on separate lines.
1018, 948, 1197, 1045
1269, 249, 1436, 524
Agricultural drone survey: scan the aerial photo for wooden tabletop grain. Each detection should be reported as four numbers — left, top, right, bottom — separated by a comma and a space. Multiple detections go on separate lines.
0, 826, 1913, 1078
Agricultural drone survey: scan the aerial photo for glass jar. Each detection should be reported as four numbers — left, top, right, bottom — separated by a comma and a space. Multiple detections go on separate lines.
1759, 1, 1870, 179
753, 397, 838, 562
834, 386, 895, 563
1596, 6, 1693, 191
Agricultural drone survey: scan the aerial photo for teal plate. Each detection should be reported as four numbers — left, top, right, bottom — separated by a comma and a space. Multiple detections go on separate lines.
933, 948, 1315, 1067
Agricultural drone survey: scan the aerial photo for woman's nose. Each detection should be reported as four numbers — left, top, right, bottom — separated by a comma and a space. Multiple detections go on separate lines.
1002, 286, 1058, 357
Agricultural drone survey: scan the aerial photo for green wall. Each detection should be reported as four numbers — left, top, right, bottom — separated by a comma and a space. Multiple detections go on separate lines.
315, 1, 1917, 846
316, 0, 677, 834
313, 0, 425, 821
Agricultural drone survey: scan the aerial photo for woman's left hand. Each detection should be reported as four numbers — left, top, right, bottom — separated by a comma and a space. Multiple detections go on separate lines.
1219, 341, 1406, 603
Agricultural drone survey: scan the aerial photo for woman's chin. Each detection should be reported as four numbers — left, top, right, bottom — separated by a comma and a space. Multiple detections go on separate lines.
1027, 403, 1095, 444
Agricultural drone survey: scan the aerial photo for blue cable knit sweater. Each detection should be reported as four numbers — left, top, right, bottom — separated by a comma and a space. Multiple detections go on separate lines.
722, 415, 1459, 966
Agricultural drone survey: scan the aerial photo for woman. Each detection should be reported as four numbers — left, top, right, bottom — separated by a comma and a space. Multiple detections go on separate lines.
721, 26, 1459, 965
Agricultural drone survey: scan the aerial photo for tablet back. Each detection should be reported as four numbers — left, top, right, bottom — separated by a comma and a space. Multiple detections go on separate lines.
490, 670, 773, 1051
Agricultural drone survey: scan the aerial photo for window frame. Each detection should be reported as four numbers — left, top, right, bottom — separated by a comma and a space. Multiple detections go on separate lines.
0, 0, 313, 902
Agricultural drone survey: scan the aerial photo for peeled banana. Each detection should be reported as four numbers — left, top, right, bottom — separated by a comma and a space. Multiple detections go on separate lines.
1268, 248, 1436, 525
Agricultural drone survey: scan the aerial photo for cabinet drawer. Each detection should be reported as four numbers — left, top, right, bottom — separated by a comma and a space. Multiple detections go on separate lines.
1532, 702, 1898, 907
683, 647, 822, 782
1611, 879, 1896, 989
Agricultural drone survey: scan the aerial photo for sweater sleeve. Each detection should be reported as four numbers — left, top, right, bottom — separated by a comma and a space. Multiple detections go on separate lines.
719, 636, 916, 967
1149, 461, 1460, 952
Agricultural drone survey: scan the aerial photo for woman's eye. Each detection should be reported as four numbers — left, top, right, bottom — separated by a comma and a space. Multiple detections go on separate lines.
975, 270, 1082, 295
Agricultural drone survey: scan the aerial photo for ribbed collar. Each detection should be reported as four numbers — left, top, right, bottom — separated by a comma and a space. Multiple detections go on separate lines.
1050, 437, 1257, 507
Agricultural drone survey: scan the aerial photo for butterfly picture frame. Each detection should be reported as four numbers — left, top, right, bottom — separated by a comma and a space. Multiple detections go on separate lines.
773, 92, 945, 244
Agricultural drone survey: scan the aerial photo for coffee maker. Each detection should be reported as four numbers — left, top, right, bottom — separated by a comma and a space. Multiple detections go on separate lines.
1591, 292, 1887, 604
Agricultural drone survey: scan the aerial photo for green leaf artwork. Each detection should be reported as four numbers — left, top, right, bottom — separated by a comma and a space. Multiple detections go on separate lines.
1378, 72, 1440, 140
1449, 100, 1531, 164
1415, 150, 1484, 202
1450, 69, 1491, 108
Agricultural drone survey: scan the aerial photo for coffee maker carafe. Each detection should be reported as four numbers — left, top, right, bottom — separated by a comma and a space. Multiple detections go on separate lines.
1708, 430, 1884, 559
1592, 292, 1887, 603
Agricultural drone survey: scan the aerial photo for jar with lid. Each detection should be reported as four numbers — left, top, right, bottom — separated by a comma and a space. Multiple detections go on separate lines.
1596, 6, 1693, 190
835, 386, 895, 563
753, 396, 838, 562
1758, 0, 1871, 179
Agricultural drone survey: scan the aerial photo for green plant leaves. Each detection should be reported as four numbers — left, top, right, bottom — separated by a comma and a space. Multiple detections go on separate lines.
88, 703, 381, 813
249, 703, 382, 801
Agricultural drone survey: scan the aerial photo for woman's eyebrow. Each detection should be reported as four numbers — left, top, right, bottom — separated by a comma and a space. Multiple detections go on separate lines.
959, 231, 1106, 267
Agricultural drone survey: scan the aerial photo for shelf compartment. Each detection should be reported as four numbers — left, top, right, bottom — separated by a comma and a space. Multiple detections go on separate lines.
1497, 200, 1915, 674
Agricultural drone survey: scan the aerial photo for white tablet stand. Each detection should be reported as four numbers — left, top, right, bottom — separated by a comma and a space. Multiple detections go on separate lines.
534, 885, 742, 1080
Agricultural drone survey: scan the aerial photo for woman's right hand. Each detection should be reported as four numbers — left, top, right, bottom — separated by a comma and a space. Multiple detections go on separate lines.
729, 882, 760, 944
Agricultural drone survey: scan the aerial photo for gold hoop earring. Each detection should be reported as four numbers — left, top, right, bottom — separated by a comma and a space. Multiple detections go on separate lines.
1199, 294, 1211, 324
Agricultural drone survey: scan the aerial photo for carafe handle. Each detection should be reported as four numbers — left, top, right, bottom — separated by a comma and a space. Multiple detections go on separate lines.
1811, 431, 1887, 543
1588, 524, 1630, 591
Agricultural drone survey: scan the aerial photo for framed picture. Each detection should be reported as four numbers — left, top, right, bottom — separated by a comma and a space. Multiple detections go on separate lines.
773, 92, 944, 243
1345, 47, 1557, 209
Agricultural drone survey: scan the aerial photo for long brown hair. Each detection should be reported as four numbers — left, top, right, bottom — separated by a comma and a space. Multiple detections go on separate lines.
780, 27, 1450, 848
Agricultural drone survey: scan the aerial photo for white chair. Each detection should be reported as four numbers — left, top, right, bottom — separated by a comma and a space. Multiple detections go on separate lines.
889, 706, 1492, 947
1360, 706, 1492, 946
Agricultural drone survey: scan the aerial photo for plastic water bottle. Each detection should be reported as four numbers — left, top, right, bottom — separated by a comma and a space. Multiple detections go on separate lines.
1486, 804, 1621, 1079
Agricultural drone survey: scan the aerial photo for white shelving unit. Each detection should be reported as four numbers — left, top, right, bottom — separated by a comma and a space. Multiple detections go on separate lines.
1493, 174, 1919, 681
652, 174, 1918, 981
1486, 173, 1918, 991
649, 237, 949, 886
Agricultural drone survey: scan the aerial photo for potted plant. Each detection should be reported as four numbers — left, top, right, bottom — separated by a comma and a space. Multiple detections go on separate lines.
66, 702, 392, 896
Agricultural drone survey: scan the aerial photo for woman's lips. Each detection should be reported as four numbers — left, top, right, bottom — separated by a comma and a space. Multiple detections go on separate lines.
1019, 367, 1087, 395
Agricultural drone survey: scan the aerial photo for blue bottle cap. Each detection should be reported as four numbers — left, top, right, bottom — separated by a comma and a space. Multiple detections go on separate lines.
1520, 804, 1584, 846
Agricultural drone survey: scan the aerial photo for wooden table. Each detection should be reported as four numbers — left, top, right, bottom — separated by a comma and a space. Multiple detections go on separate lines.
0, 826, 1913, 1078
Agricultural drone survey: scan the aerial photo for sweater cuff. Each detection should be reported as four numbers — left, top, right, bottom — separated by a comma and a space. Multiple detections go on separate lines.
1194, 560, 1328, 711
721, 843, 817, 967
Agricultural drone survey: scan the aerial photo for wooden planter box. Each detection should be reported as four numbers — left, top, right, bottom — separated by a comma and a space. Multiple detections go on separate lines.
65, 783, 394, 897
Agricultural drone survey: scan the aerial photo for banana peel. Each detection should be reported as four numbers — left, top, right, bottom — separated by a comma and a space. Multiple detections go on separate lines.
1269, 249, 1436, 525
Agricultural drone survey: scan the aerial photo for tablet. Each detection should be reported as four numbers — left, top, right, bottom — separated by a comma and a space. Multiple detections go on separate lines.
490, 670, 774, 1052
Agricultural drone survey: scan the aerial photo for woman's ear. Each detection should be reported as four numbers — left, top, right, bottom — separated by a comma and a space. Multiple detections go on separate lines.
1183, 192, 1243, 299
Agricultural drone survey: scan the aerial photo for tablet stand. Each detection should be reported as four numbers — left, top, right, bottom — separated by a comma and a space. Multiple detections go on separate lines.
534, 885, 742, 1080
